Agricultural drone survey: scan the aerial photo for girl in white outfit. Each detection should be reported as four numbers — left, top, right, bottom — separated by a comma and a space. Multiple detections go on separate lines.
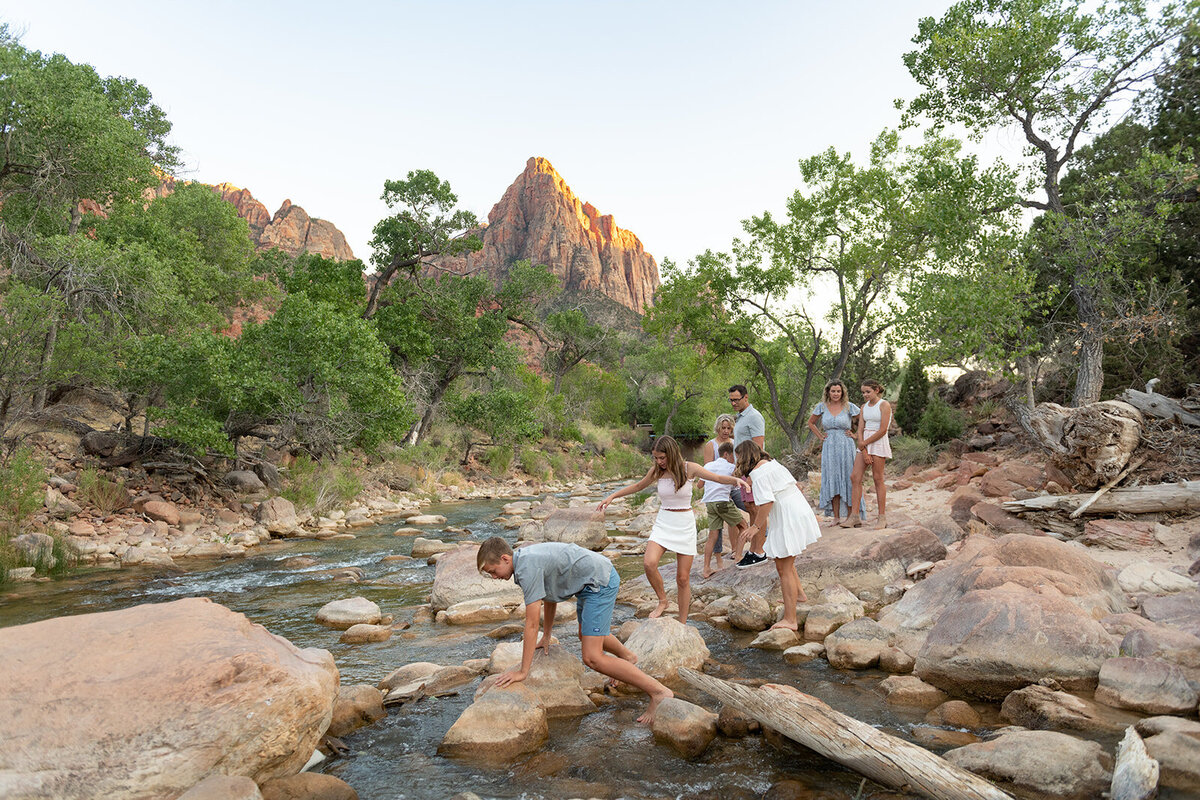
598, 435, 748, 622
843, 379, 893, 530
733, 440, 820, 631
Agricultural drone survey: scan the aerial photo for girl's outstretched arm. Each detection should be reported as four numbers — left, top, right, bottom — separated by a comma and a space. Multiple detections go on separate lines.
597, 467, 657, 511
687, 462, 750, 493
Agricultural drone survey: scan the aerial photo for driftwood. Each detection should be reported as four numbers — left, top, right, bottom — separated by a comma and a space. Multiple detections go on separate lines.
1120, 389, 1200, 427
679, 668, 1014, 800
1110, 726, 1158, 800
1069, 456, 1147, 519
1004, 480, 1200, 516
1030, 401, 1143, 489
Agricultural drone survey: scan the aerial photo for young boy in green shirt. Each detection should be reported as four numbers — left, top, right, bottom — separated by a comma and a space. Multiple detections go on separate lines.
476, 536, 674, 724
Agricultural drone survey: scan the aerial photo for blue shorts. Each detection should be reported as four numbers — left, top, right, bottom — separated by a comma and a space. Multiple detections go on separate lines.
731, 487, 746, 512
576, 568, 620, 638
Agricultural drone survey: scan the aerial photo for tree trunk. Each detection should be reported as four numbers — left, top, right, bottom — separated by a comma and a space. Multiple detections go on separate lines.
404, 378, 451, 446
1071, 278, 1105, 407
1118, 389, 1200, 427
679, 669, 1015, 800
1002, 481, 1200, 515
30, 321, 59, 414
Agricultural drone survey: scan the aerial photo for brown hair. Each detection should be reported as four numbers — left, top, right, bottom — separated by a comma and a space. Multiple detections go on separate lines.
823, 380, 848, 404
476, 536, 513, 572
651, 435, 688, 491
862, 379, 885, 394
733, 440, 772, 478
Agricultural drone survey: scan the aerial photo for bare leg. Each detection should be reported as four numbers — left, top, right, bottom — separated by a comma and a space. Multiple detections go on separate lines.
602, 634, 637, 664
731, 521, 746, 560
675, 554, 693, 623
747, 502, 766, 554
870, 455, 888, 527
643, 542, 670, 618
830, 495, 842, 526
702, 529, 718, 578
770, 556, 806, 630
841, 453, 866, 528
581, 636, 672, 725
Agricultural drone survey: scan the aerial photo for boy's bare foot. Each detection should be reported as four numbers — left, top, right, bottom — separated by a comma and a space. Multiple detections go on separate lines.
637, 687, 674, 724
648, 600, 670, 619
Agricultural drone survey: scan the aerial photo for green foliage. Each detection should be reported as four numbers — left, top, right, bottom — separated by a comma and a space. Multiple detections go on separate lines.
281, 453, 362, 515
274, 252, 367, 314
482, 445, 514, 474
561, 365, 627, 428
895, 355, 931, 433
518, 448, 551, 481
76, 467, 128, 516
0, 447, 43, 534
889, 436, 938, 470
917, 396, 966, 445
447, 383, 541, 463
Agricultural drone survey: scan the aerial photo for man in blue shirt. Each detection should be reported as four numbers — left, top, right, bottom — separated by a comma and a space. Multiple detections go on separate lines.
729, 384, 768, 568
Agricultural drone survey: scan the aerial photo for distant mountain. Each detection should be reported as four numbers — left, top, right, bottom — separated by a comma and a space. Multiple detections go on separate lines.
432, 157, 661, 314
150, 178, 355, 262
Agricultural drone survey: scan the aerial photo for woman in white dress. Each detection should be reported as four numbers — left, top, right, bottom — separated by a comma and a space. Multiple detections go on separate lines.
733, 441, 821, 631
598, 435, 748, 622
842, 379, 893, 530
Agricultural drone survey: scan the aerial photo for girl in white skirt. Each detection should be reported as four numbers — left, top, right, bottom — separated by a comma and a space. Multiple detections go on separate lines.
598, 435, 748, 622
734, 441, 820, 631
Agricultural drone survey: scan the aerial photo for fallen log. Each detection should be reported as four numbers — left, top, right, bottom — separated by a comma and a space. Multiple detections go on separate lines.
1003, 480, 1200, 516
1110, 726, 1158, 800
679, 668, 1014, 800
1120, 389, 1200, 427
1069, 456, 1147, 519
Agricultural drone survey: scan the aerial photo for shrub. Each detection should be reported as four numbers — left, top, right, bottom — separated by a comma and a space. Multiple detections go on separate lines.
895, 355, 930, 434
77, 467, 128, 515
600, 442, 644, 479
519, 448, 550, 481
0, 447, 43, 534
917, 396, 965, 445
889, 436, 938, 470
482, 445, 513, 474
281, 453, 362, 516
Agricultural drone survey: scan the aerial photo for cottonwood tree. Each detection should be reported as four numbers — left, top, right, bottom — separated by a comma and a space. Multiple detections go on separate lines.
903, 0, 1197, 405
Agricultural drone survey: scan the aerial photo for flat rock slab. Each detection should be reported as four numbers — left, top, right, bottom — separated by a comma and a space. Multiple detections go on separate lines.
944, 729, 1111, 800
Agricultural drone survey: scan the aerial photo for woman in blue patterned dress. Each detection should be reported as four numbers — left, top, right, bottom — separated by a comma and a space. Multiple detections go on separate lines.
807, 380, 865, 526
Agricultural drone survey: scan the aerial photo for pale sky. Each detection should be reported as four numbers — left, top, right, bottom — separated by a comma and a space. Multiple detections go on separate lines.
4, 1, 1029, 271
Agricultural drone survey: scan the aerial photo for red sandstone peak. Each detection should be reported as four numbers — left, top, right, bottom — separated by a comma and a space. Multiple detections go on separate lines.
434, 156, 660, 313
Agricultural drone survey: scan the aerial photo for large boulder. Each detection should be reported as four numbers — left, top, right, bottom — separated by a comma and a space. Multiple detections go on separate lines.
727, 592, 774, 632
914, 583, 1117, 699
0, 598, 337, 799
624, 617, 710, 686
481, 643, 593, 718
256, 497, 298, 534
944, 730, 1111, 800
315, 597, 381, 630
438, 684, 548, 762
429, 544, 524, 612
1094, 657, 1199, 715
537, 508, 608, 551
327, 684, 386, 737
824, 617, 892, 670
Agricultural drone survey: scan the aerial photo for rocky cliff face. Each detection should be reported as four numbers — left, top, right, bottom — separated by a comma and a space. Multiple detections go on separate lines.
435, 157, 660, 314
153, 178, 355, 261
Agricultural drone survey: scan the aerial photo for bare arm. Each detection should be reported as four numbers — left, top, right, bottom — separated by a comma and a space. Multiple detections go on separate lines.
807, 413, 825, 440
688, 462, 750, 491
597, 466, 656, 511
537, 601, 556, 652
495, 599, 542, 687
746, 500, 772, 534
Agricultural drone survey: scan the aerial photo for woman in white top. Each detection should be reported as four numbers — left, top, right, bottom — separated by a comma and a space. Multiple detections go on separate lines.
733, 440, 820, 631
842, 379, 893, 530
598, 435, 748, 622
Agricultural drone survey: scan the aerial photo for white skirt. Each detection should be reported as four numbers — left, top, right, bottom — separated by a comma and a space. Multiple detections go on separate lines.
648, 508, 698, 556
763, 491, 821, 560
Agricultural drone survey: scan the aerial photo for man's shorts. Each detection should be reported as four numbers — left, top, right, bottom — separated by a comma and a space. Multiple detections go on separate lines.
730, 487, 747, 511
577, 568, 620, 637
705, 500, 743, 529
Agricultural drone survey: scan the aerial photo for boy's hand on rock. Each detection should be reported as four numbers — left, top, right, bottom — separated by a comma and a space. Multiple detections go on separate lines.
494, 668, 527, 688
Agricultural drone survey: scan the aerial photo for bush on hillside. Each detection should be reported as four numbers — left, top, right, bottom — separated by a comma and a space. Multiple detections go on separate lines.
917, 395, 965, 445
895, 355, 930, 433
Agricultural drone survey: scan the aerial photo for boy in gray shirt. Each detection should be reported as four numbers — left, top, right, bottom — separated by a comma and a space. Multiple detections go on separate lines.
477, 537, 673, 723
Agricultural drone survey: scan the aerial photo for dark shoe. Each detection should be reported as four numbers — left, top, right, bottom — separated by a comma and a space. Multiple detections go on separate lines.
735, 552, 767, 569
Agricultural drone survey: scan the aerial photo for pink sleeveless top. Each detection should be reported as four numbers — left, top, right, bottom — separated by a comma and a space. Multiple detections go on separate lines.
657, 476, 693, 510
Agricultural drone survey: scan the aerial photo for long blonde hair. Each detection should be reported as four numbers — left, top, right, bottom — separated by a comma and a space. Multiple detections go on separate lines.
651, 435, 688, 491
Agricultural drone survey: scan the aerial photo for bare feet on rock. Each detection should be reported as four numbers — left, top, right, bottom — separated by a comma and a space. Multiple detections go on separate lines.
769, 620, 799, 632
637, 687, 674, 725
648, 600, 670, 619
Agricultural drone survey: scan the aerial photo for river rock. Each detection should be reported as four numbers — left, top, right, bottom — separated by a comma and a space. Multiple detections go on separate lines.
878, 645, 916, 673
925, 700, 981, 728
717, 705, 759, 738
783, 642, 825, 664
379, 663, 478, 702
328, 684, 386, 737
624, 617, 710, 685
803, 584, 864, 640
1143, 730, 1200, 791
439, 683, 548, 762
407, 514, 447, 525
44, 487, 81, 519
1121, 625, 1200, 673
178, 775, 263, 800
1000, 682, 1122, 732
444, 598, 524, 625
1094, 657, 1199, 715
256, 496, 298, 534
529, 498, 559, 520
824, 617, 891, 669
142, 499, 180, 526
429, 544, 524, 612
224, 470, 266, 492
749, 627, 801, 650
727, 593, 774, 631
978, 462, 1044, 497
853, 525, 947, 569
0, 597, 337, 799
650, 698, 718, 758
1141, 591, 1200, 638
340, 624, 392, 644
879, 675, 949, 708
534, 508, 608, 551
915, 583, 1116, 699
1118, 562, 1197, 595
10, 532, 55, 565
411, 537, 457, 558
259, 773, 358, 800
502, 501, 532, 515
483, 642, 593, 717
315, 597, 382, 629
945, 730, 1110, 800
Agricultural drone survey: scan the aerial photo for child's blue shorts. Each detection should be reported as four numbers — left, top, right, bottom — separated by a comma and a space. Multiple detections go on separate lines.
576, 568, 620, 637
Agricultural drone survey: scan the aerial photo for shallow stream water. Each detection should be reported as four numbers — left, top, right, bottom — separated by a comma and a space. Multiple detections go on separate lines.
0, 496, 1152, 800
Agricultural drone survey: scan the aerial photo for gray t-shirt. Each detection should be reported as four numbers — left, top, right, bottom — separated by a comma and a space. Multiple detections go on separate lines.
511, 542, 614, 605
734, 404, 766, 447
